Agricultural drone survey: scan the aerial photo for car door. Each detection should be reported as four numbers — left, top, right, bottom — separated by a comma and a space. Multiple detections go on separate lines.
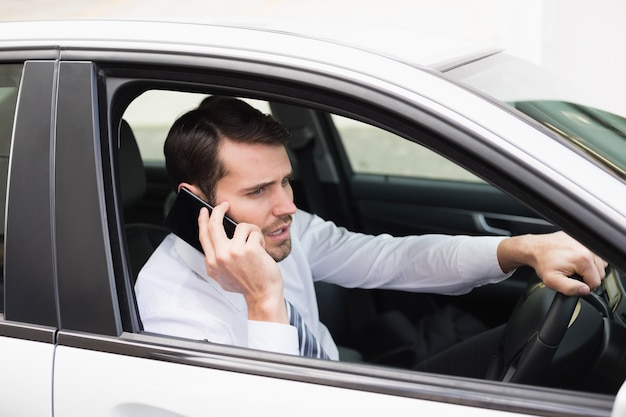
46, 58, 529, 417
48, 62, 551, 416
42, 40, 624, 416
47, 60, 439, 417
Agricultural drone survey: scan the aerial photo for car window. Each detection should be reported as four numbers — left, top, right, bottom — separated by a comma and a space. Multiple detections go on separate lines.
123, 90, 272, 164
115, 84, 621, 402
332, 114, 483, 182
0, 63, 22, 313
125, 93, 480, 183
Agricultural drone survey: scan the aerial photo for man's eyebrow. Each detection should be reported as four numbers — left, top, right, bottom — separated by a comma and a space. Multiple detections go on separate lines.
241, 171, 294, 193
242, 179, 275, 193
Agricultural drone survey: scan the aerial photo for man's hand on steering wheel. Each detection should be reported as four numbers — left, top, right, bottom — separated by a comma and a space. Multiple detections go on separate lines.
497, 231, 607, 296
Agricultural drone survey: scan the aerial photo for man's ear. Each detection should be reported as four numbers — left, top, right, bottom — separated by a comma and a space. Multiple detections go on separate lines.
178, 182, 204, 199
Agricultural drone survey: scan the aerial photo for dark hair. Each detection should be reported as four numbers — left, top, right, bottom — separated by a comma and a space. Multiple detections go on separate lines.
164, 96, 290, 202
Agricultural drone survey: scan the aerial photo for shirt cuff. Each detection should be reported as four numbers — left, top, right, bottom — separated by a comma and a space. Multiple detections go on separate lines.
458, 235, 513, 285
248, 320, 300, 356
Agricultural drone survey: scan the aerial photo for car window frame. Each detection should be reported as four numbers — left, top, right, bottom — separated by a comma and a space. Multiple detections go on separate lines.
93, 60, 619, 410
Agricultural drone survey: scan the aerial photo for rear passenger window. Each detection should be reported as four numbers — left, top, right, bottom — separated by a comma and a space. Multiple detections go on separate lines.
0, 64, 23, 313
120, 90, 273, 278
332, 114, 484, 183
124, 91, 272, 164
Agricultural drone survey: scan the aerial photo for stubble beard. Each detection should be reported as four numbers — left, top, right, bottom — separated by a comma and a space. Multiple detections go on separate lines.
267, 237, 292, 262
263, 214, 293, 262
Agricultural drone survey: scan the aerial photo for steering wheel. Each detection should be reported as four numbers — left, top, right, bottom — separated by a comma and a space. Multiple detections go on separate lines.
497, 281, 580, 384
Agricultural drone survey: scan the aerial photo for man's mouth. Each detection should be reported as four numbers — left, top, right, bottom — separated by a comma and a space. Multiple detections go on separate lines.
267, 223, 291, 239
269, 228, 286, 237
265, 216, 292, 239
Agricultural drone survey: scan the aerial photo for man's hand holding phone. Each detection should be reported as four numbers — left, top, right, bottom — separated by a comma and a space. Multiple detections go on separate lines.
197, 202, 288, 324
164, 187, 237, 252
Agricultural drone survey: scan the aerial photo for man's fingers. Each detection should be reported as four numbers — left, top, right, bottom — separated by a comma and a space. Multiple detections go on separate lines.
544, 252, 605, 296
595, 256, 609, 279
198, 204, 268, 283
542, 272, 589, 296
198, 207, 212, 251
245, 227, 266, 249
206, 202, 232, 241
574, 252, 607, 292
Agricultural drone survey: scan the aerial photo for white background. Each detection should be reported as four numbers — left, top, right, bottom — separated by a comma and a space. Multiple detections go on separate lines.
3, 0, 625, 116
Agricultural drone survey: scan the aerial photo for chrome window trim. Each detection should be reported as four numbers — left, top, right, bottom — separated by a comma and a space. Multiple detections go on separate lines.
0, 320, 56, 343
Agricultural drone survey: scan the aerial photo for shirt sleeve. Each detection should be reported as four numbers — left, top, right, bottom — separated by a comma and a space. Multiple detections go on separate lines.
248, 320, 300, 356
294, 210, 512, 295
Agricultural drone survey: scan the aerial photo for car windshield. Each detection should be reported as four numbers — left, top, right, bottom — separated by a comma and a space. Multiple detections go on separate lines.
446, 53, 626, 179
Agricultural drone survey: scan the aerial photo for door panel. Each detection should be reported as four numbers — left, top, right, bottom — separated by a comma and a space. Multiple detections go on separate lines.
325, 114, 556, 239
52, 331, 604, 417
52, 344, 523, 417
350, 175, 556, 238
0, 323, 56, 417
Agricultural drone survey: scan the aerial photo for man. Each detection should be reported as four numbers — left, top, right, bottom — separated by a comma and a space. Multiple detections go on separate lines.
135, 96, 606, 373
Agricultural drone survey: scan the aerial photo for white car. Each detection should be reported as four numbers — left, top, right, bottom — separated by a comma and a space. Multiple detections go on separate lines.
0, 19, 625, 416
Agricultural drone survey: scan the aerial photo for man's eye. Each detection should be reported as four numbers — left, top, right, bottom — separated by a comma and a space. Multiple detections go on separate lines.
281, 177, 291, 186
250, 188, 264, 196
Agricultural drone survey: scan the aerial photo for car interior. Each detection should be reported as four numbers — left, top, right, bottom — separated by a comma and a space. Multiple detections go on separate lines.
117, 87, 626, 395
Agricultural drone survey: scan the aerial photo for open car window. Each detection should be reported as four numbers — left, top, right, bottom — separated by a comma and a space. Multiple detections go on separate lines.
124, 90, 272, 164
117, 84, 625, 400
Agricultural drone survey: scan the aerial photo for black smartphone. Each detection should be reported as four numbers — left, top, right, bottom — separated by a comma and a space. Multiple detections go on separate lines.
164, 187, 238, 253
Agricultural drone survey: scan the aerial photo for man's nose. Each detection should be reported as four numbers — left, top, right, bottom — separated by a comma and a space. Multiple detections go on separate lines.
273, 187, 297, 216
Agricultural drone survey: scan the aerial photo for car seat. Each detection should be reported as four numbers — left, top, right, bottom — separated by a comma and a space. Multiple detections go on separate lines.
118, 120, 170, 282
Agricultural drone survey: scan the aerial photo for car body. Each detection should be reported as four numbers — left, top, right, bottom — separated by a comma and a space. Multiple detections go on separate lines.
0, 19, 625, 416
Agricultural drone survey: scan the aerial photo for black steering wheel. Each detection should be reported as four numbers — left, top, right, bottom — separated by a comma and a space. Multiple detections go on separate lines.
497, 281, 580, 384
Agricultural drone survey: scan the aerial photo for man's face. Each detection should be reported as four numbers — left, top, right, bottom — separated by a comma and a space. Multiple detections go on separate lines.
214, 139, 297, 262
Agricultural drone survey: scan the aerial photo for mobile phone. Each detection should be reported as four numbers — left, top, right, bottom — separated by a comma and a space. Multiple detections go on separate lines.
163, 187, 238, 253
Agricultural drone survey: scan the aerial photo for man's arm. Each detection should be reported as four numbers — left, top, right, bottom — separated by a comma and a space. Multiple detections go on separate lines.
497, 231, 607, 296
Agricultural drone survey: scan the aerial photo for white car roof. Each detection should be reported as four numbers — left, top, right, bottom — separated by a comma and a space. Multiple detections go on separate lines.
0, 19, 497, 70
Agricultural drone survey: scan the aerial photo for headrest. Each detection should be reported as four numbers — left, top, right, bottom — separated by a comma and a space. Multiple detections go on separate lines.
118, 120, 146, 209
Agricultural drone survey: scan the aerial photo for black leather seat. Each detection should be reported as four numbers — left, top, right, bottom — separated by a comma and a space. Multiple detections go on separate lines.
118, 120, 169, 282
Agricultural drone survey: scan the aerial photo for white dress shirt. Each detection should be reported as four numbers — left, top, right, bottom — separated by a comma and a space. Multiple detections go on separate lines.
135, 210, 510, 360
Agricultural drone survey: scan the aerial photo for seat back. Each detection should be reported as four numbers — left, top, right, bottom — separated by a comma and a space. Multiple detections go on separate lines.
119, 120, 147, 210
118, 120, 169, 282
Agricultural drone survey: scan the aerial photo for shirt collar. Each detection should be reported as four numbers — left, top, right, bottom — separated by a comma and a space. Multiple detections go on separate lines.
172, 235, 246, 311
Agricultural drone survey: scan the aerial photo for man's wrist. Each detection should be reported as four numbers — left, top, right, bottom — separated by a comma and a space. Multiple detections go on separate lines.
497, 234, 535, 273
245, 294, 289, 324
